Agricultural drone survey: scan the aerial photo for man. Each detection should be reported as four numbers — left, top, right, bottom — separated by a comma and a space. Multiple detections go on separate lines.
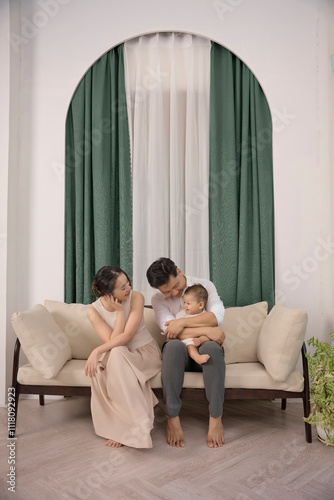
146, 257, 226, 448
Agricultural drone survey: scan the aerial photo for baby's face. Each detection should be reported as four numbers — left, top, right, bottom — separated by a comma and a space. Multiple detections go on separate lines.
183, 293, 202, 315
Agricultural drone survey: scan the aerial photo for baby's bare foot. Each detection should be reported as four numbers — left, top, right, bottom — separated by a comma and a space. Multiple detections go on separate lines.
167, 416, 185, 447
193, 336, 207, 347
197, 354, 210, 364
207, 416, 224, 448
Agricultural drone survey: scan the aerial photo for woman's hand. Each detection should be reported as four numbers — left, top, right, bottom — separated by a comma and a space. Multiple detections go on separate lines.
108, 295, 124, 312
85, 348, 101, 377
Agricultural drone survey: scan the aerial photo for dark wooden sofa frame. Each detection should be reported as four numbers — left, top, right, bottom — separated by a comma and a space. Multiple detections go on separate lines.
10, 338, 312, 442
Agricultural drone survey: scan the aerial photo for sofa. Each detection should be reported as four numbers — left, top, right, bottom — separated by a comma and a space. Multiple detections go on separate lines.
10, 299, 312, 442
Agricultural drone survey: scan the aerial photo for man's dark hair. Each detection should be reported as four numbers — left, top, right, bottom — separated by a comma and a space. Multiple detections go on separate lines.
146, 257, 178, 288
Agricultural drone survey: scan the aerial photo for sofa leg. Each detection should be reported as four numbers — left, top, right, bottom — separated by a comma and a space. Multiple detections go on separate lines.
302, 393, 312, 443
39, 395, 45, 406
281, 398, 286, 410
304, 421, 312, 443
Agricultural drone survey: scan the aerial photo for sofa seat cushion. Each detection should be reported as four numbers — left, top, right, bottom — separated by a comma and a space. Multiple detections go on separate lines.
17, 361, 304, 392
18, 360, 93, 387
225, 363, 304, 392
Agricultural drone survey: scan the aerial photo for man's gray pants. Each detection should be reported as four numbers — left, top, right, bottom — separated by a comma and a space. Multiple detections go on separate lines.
161, 339, 225, 418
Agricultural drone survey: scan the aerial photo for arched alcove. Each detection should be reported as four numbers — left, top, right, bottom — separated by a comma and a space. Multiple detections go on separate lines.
65, 32, 274, 307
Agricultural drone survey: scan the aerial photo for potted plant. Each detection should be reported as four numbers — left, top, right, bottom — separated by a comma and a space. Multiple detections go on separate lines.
304, 330, 334, 445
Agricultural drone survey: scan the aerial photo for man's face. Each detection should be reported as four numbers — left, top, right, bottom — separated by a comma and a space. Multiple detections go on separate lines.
158, 269, 186, 298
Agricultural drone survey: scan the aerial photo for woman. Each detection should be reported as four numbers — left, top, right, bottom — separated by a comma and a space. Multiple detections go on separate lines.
85, 266, 162, 448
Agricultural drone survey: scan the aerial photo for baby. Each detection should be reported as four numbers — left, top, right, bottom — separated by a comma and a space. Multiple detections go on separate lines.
176, 284, 211, 364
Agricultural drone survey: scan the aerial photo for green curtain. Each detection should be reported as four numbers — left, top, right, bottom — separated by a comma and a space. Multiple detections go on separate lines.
65, 45, 132, 304
209, 43, 275, 307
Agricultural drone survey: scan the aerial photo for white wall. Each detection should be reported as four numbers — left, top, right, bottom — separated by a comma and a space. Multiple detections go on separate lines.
2, 0, 334, 404
1, 0, 11, 408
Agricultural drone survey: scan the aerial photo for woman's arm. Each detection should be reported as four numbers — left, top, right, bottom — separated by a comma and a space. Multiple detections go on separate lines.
87, 305, 114, 343
85, 292, 145, 377
87, 298, 126, 343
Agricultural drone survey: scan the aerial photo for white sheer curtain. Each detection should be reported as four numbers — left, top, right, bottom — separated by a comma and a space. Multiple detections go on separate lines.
124, 33, 211, 302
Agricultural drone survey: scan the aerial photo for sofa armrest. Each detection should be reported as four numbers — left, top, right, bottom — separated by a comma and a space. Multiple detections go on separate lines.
301, 341, 311, 401
12, 337, 21, 390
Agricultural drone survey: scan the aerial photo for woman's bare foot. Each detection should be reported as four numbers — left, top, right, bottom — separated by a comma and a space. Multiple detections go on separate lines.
105, 439, 123, 448
167, 416, 186, 447
207, 415, 224, 448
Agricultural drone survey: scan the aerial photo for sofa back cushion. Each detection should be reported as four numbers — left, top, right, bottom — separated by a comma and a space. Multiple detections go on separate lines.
143, 307, 166, 349
44, 300, 102, 359
223, 302, 268, 364
257, 302, 308, 382
44, 301, 164, 359
11, 304, 72, 378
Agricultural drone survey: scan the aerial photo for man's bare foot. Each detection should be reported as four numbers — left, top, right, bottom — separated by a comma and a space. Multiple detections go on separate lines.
167, 416, 186, 447
105, 439, 123, 448
207, 415, 224, 448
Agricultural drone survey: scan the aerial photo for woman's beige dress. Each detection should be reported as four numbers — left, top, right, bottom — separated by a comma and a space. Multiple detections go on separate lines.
90, 293, 162, 448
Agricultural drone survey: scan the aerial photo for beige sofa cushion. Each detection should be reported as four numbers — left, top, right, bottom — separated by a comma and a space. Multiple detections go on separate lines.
11, 304, 71, 379
44, 300, 102, 359
223, 302, 268, 364
143, 307, 166, 349
18, 360, 92, 387
224, 362, 304, 392
257, 303, 308, 382
17, 360, 304, 392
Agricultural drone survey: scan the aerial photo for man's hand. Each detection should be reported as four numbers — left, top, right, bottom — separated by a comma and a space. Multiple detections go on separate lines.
164, 318, 185, 339
206, 328, 226, 346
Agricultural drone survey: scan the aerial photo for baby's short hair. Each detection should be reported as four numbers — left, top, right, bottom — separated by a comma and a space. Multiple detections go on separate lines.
184, 284, 208, 306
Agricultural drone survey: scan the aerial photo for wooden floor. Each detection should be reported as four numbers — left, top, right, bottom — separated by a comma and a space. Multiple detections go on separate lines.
1, 397, 333, 500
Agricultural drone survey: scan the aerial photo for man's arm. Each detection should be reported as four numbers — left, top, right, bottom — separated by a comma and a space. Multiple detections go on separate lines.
164, 279, 225, 338
164, 311, 217, 338
204, 280, 225, 327
151, 293, 175, 332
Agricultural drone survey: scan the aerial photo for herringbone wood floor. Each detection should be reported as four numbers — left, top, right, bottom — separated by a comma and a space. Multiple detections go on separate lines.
1, 397, 333, 500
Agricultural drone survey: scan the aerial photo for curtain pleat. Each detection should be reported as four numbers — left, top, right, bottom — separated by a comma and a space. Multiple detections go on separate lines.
65, 45, 132, 304
124, 34, 211, 303
209, 43, 275, 307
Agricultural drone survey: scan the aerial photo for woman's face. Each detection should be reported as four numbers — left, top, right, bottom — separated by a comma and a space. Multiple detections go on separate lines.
112, 273, 131, 301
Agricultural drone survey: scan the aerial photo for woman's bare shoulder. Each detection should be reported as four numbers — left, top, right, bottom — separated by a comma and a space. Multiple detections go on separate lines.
130, 290, 144, 306
87, 303, 98, 319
